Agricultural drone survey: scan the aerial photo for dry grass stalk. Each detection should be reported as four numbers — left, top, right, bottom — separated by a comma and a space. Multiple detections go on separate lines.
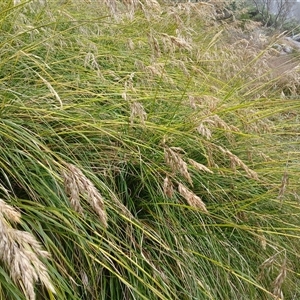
127, 38, 135, 51
196, 115, 239, 140
163, 176, 174, 198
144, 0, 161, 11
148, 32, 161, 57
164, 146, 193, 185
278, 171, 289, 200
122, 0, 139, 9
249, 149, 272, 162
62, 163, 108, 227
188, 159, 213, 174
122, 91, 130, 101
188, 95, 219, 111
273, 258, 286, 300
257, 233, 267, 250
139, 0, 161, 20
124, 72, 135, 92
258, 252, 277, 282
80, 180, 108, 227
104, 0, 118, 16
196, 123, 212, 140
84, 52, 105, 80
130, 102, 147, 126
240, 109, 274, 134
123, 1, 138, 19
166, 9, 185, 31
174, 2, 215, 25
258, 250, 287, 298
145, 63, 172, 83
14, 0, 47, 11
218, 146, 258, 180
0, 199, 21, 223
110, 192, 135, 219
62, 166, 84, 216
80, 270, 89, 290
209, 115, 239, 132
0, 199, 55, 300
205, 146, 216, 168
291, 191, 300, 203
260, 252, 278, 270
161, 33, 193, 54
171, 59, 189, 76
178, 183, 207, 212
161, 33, 192, 52
36, 73, 63, 109
84, 52, 99, 70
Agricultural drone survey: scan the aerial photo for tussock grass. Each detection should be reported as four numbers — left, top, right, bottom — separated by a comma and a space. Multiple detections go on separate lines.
0, 0, 299, 299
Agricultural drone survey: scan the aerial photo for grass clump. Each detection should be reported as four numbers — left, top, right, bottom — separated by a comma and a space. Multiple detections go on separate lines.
0, 0, 299, 299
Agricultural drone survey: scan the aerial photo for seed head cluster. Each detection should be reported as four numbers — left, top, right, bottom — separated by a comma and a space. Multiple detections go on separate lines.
62, 163, 108, 227
164, 146, 193, 186
0, 199, 55, 300
178, 183, 207, 212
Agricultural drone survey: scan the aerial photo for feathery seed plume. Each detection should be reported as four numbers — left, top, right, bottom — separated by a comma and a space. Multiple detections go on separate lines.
188, 159, 213, 174
178, 183, 207, 212
218, 146, 258, 180
0, 199, 55, 300
273, 257, 287, 300
130, 102, 147, 126
62, 166, 84, 216
0, 199, 21, 223
278, 171, 289, 200
164, 146, 193, 185
163, 176, 174, 198
62, 163, 107, 227
257, 233, 267, 250
196, 123, 212, 140
161, 33, 192, 52
258, 250, 287, 298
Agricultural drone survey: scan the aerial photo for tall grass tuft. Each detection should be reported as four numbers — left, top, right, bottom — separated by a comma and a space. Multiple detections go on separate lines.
0, 0, 299, 299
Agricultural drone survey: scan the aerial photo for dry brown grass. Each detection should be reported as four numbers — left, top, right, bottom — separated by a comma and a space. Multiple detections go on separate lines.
196, 122, 213, 140
163, 176, 174, 199
259, 251, 287, 300
171, 2, 216, 26
0, 199, 55, 300
161, 33, 193, 52
218, 145, 259, 180
62, 163, 108, 227
164, 146, 193, 186
196, 114, 239, 140
268, 54, 300, 96
188, 95, 220, 112
273, 257, 287, 300
257, 233, 267, 250
188, 159, 213, 174
130, 102, 147, 126
178, 183, 207, 212
278, 171, 289, 200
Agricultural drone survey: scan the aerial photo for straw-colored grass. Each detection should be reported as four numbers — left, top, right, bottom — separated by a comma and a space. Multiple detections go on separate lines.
0, 199, 55, 300
0, 0, 299, 299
